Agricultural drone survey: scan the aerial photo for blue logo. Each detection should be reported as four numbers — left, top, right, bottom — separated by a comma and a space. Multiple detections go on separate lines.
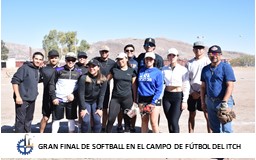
17, 134, 34, 155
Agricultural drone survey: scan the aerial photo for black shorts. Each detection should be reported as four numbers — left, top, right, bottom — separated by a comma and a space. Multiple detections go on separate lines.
138, 95, 161, 106
42, 95, 53, 118
103, 84, 110, 109
187, 95, 203, 112
52, 101, 78, 120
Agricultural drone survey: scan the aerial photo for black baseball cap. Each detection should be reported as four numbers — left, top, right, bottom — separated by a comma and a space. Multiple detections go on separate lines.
48, 50, 59, 57
87, 59, 100, 66
144, 38, 156, 46
77, 51, 88, 58
208, 45, 222, 53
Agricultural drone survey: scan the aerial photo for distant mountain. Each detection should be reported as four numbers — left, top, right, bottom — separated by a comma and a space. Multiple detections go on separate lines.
5, 38, 247, 61
5, 42, 44, 61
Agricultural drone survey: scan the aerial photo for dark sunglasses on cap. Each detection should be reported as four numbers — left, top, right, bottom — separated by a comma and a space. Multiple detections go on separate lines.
125, 49, 134, 53
66, 58, 76, 62
144, 43, 155, 47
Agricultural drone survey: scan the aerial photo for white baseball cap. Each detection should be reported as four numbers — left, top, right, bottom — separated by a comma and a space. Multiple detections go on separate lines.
167, 48, 179, 56
144, 52, 156, 59
116, 52, 127, 59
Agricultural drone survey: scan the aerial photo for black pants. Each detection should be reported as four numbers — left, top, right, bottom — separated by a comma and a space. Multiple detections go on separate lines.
15, 101, 35, 133
162, 91, 183, 133
106, 94, 133, 133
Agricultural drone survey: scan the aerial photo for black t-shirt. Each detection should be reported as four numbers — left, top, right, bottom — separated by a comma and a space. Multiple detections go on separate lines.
110, 67, 136, 97
94, 57, 116, 76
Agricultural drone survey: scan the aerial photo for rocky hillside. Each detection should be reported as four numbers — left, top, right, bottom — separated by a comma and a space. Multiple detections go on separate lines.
5, 37, 246, 61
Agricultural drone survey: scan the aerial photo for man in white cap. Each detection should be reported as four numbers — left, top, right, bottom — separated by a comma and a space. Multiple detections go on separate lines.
186, 41, 211, 133
49, 52, 82, 133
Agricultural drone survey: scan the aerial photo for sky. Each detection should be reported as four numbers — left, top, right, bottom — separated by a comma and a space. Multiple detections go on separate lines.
1, 0, 255, 54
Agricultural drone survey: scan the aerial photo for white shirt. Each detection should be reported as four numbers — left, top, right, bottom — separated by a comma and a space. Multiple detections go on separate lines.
186, 56, 210, 93
162, 64, 190, 102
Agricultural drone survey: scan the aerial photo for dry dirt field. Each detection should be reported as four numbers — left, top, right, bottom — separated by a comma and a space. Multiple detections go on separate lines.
1, 67, 255, 160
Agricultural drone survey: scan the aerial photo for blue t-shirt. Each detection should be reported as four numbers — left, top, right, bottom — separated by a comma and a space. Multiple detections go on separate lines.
201, 62, 236, 98
138, 67, 163, 105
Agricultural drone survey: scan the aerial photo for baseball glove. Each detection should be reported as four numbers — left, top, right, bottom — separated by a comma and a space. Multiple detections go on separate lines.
217, 107, 236, 124
140, 104, 153, 117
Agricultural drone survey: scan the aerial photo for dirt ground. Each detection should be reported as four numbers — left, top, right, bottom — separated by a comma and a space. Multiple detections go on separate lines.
1, 67, 255, 160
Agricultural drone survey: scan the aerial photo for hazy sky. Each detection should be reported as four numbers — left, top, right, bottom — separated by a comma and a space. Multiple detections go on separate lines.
1, 0, 255, 54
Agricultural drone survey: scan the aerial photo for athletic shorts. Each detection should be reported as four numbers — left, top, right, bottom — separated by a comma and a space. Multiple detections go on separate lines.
52, 101, 78, 120
187, 95, 203, 112
42, 95, 53, 118
138, 95, 161, 107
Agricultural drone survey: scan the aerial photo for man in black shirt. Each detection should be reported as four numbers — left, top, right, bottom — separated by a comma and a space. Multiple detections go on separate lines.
93, 45, 116, 132
75, 51, 88, 75
136, 38, 164, 71
39, 50, 59, 133
11, 52, 44, 133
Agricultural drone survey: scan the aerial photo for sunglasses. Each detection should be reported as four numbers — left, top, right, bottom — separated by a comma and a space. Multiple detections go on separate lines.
144, 43, 155, 47
193, 46, 205, 50
100, 50, 109, 53
208, 52, 221, 56
125, 49, 134, 53
66, 58, 76, 62
78, 56, 87, 59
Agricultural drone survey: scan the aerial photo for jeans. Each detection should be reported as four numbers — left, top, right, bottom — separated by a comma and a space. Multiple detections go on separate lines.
15, 101, 35, 133
206, 96, 234, 133
81, 102, 102, 133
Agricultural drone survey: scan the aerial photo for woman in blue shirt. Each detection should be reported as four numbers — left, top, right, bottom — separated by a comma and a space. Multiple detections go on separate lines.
137, 52, 163, 133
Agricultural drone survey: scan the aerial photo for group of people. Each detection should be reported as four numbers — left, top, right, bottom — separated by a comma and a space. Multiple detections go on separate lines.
11, 37, 236, 134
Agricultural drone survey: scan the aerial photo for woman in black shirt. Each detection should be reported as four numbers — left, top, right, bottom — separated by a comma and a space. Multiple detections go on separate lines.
106, 52, 137, 133
78, 59, 107, 133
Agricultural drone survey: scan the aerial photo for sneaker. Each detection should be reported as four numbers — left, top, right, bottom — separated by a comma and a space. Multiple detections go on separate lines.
101, 128, 106, 133
116, 126, 123, 133
124, 127, 130, 133
124, 128, 130, 133
130, 128, 136, 133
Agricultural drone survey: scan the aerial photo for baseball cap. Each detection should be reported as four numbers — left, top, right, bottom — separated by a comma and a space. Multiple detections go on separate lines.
87, 59, 100, 66
167, 48, 179, 56
144, 52, 156, 59
208, 45, 222, 53
116, 52, 128, 59
65, 52, 77, 59
144, 38, 156, 46
193, 41, 205, 48
77, 51, 88, 58
99, 45, 110, 51
48, 50, 59, 57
